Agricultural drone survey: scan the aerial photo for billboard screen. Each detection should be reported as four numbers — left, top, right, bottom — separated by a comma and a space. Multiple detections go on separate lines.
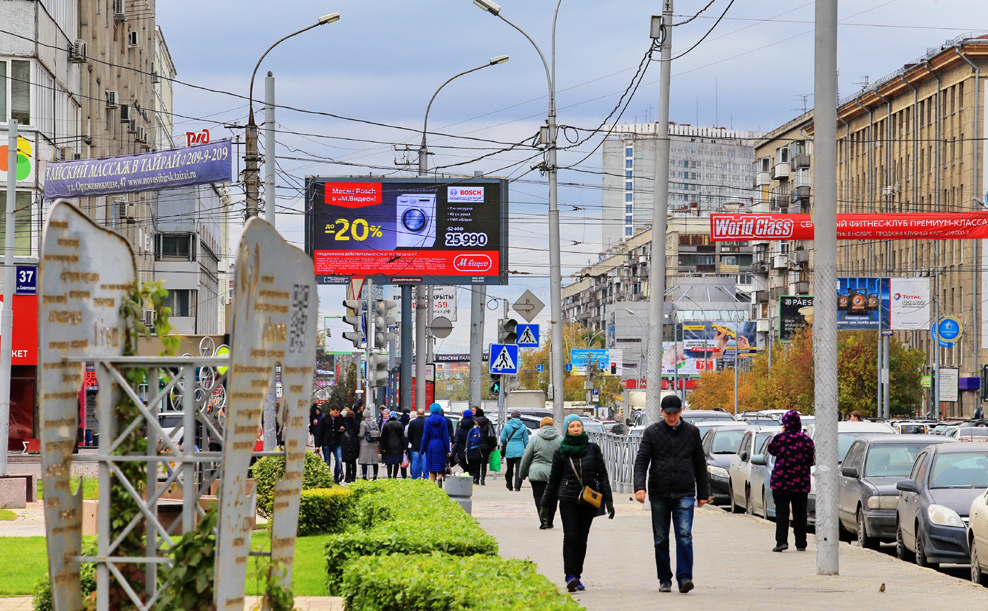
779, 295, 814, 341
889, 277, 930, 330
305, 177, 508, 285
837, 277, 890, 330
682, 321, 757, 367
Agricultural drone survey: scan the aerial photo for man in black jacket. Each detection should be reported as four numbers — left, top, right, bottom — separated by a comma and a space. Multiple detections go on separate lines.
633, 395, 709, 595
406, 409, 427, 479
315, 406, 346, 483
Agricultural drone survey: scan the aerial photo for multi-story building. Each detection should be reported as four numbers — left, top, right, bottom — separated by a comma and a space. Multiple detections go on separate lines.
601, 123, 762, 250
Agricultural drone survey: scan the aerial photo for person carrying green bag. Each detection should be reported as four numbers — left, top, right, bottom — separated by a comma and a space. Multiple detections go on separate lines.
489, 446, 501, 473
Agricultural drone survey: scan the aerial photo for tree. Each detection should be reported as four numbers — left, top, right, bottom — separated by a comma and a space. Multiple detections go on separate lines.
327, 360, 357, 412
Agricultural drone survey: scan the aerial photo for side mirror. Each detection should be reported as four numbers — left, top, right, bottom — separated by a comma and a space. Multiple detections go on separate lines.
740, 451, 749, 462
896, 479, 919, 493
751, 453, 767, 466
841, 466, 859, 478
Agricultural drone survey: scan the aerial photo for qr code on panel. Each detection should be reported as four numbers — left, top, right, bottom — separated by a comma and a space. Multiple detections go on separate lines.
289, 284, 309, 353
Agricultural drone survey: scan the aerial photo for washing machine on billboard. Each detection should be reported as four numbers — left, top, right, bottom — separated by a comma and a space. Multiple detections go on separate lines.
396, 194, 437, 248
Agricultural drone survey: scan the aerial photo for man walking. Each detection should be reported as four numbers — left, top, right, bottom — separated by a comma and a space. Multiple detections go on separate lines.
315, 406, 346, 483
406, 408, 427, 479
633, 395, 708, 595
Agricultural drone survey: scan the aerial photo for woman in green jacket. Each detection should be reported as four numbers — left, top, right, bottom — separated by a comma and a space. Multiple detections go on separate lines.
520, 417, 562, 529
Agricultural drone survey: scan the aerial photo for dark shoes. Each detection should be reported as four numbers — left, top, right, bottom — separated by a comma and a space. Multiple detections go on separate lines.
566, 575, 579, 592
796, 546, 806, 551
539, 523, 554, 530
506, 482, 513, 491
678, 580, 694, 594
659, 582, 672, 593
773, 544, 789, 552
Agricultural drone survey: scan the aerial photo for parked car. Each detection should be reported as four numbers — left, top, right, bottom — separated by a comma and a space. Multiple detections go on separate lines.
741, 417, 778, 427
837, 435, 955, 548
893, 421, 931, 435
749, 440, 778, 520
896, 444, 988, 568
580, 417, 604, 433
968, 488, 988, 585
696, 420, 742, 445
728, 426, 781, 513
946, 427, 988, 442
701, 425, 750, 505
681, 409, 735, 424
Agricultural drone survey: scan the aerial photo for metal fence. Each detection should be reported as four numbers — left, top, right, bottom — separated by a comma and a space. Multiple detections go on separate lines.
589, 432, 641, 494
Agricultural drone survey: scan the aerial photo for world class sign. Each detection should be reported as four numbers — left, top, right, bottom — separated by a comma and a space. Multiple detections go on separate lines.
710, 212, 988, 241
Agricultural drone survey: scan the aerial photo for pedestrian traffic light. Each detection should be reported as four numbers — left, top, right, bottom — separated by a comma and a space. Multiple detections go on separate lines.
504, 375, 521, 394
367, 353, 389, 387
610, 362, 617, 375
372, 299, 398, 349
497, 318, 518, 344
490, 373, 501, 395
342, 299, 366, 348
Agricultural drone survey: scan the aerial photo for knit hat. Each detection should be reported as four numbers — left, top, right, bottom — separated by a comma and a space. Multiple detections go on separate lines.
429, 403, 442, 414
510, 410, 521, 418
462, 409, 474, 419
564, 414, 583, 430
388, 411, 398, 419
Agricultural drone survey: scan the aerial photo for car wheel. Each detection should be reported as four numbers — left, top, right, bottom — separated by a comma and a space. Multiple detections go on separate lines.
915, 527, 939, 569
745, 488, 753, 515
857, 509, 879, 550
895, 519, 913, 561
973, 541, 988, 586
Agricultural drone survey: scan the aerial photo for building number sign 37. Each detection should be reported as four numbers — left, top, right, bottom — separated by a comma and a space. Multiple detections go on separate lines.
15, 265, 37, 295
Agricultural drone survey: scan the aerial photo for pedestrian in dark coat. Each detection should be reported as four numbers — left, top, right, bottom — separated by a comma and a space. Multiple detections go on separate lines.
381, 411, 406, 479
542, 414, 614, 593
308, 404, 321, 446
406, 409, 427, 479
419, 403, 450, 482
358, 412, 381, 480
315, 407, 345, 483
451, 410, 483, 483
767, 410, 815, 552
633, 394, 709, 595
474, 407, 496, 485
341, 409, 361, 483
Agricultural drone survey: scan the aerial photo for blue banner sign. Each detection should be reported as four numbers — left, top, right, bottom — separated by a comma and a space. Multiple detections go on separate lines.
43, 140, 232, 199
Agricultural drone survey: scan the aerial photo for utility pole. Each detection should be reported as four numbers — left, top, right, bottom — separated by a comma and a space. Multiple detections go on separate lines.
400, 286, 412, 414
0, 120, 17, 475
261, 71, 278, 450
469, 287, 486, 408
813, 0, 840, 576
366, 279, 375, 415
415, 287, 427, 411
646, 5, 672, 427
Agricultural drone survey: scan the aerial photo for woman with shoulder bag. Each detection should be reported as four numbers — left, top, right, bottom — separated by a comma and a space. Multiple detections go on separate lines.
541, 414, 615, 593
358, 410, 381, 480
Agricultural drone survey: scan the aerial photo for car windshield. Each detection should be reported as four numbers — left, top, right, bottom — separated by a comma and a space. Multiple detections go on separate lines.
864, 444, 934, 478
582, 422, 604, 433
746, 418, 777, 426
957, 428, 988, 437
711, 430, 745, 454
837, 433, 874, 463
754, 432, 773, 454
800, 416, 815, 427
900, 425, 927, 434
930, 452, 988, 488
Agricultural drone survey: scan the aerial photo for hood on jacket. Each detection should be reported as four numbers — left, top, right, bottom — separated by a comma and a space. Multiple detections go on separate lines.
781, 410, 802, 431
459, 417, 476, 430
538, 425, 560, 440
426, 413, 446, 428
507, 417, 524, 427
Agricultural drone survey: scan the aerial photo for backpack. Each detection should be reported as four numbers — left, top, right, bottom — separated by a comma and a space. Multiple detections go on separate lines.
480, 419, 496, 446
467, 426, 483, 451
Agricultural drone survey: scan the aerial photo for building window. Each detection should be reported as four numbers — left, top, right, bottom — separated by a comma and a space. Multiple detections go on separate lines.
625, 159, 633, 169
625, 204, 633, 213
165, 289, 195, 318
625, 227, 633, 236
625, 214, 633, 224
626, 171, 633, 178
625, 146, 633, 157
625, 180, 633, 190
158, 234, 193, 259
0, 191, 32, 255
625, 193, 633, 202
0, 60, 32, 125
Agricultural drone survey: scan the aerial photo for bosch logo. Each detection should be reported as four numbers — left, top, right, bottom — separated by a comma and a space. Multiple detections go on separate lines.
453, 254, 492, 272
448, 186, 485, 202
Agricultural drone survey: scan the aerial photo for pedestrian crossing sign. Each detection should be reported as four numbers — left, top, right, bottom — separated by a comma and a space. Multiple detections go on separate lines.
516, 324, 539, 347
488, 343, 519, 375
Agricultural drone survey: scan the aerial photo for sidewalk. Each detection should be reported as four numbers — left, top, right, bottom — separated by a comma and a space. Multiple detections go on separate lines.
473, 481, 988, 610
0, 597, 342, 610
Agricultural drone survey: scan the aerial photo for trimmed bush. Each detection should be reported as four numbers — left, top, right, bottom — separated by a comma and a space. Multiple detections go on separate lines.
298, 488, 354, 536
251, 450, 335, 518
323, 480, 498, 594
341, 553, 582, 611
33, 542, 97, 611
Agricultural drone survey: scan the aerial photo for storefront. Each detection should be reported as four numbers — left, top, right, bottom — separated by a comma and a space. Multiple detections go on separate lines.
4, 294, 39, 452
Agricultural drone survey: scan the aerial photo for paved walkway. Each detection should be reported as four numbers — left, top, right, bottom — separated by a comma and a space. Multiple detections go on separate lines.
0, 597, 342, 610
473, 481, 988, 610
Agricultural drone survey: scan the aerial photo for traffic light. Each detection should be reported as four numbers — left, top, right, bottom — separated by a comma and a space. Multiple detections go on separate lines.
490, 373, 501, 395
610, 362, 617, 375
504, 375, 521, 394
372, 299, 398, 349
497, 318, 518, 344
367, 353, 389, 387
342, 299, 366, 348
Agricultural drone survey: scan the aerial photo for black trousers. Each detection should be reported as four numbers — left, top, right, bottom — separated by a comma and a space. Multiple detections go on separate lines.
361, 464, 379, 479
559, 501, 598, 578
479, 449, 492, 482
531, 480, 558, 527
504, 457, 522, 490
386, 463, 400, 479
461, 456, 481, 482
344, 460, 357, 483
773, 490, 808, 548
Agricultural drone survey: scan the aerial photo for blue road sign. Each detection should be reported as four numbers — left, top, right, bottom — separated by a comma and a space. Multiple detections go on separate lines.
15, 265, 36, 295
565, 363, 573, 372
537, 363, 544, 373
516, 324, 540, 347
488, 343, 519, 375
932, 316, 963, 347
592, 388, 600, 403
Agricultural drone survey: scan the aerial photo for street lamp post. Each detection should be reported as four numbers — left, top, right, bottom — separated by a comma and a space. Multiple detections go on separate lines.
472, 0, 566, 432
625, 308, 648, 389
416, 56, 508, 414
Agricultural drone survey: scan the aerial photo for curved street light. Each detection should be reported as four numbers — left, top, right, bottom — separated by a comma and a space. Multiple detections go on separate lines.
472, 0, 567, 431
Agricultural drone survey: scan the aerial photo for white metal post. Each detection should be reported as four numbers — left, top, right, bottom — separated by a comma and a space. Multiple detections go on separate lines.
0, 120, 17, 475
415, 286, 427, 411
469, 286, 486, 408
366, 278, 375, 415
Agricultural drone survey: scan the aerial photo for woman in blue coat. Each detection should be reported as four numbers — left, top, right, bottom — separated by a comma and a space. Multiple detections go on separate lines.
419, 403, 450, 482
500, 410, 530, 491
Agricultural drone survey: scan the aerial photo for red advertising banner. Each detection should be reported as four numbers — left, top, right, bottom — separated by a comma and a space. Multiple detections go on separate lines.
709, 213, 988, 241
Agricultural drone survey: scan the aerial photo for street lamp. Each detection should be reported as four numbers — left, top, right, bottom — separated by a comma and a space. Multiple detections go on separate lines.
244, 13, 340, 220
625, 308, 648, 388
472, 0, 566, 431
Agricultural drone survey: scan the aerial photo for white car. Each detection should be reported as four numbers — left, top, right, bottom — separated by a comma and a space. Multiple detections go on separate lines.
728, 426, 781, 513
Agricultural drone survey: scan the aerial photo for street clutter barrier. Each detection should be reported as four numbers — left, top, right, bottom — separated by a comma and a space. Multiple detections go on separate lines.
590, 432, 641, 494
444, 474, 475, 514
342, 553, 582, 611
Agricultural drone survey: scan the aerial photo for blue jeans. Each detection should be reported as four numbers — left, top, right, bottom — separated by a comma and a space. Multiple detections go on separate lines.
322, 445, 342, 482
650, 495, 695, 585
410, 451, 424, 479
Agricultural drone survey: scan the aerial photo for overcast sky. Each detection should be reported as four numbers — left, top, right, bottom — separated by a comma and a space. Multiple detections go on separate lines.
156, 0, 984, 353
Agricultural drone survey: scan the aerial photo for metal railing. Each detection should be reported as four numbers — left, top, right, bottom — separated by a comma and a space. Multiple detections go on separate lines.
589, 432, 641, 494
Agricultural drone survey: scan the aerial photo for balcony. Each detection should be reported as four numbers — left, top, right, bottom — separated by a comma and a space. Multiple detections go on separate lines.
792, 154, 810, 170
770, 286, 786, 301
795, 280, 811, 295
755, 290, 770, 303
771, 162, 790, 180
794, 249, 810, 265
753, 171, 771, 187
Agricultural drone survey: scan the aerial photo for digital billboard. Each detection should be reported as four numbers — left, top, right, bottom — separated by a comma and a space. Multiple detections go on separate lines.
837, 277, 890, 330
305, 177, 508, 285
779, 295, 814, 341
682, 321, 757, 367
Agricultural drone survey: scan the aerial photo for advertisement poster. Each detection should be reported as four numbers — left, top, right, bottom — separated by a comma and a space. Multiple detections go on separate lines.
837, 277, 890, 330
570, 349, 622, 376
779, 295, 814, 341
939, 367, 959, 402
305, 177, 508, 285
889, 277, 930, 330
682, 321, 757, 367
662, 340, 714, 377
710, 212, 988, 241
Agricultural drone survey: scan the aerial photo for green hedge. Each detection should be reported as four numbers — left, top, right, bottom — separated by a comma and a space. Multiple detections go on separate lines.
250, 450, 336, 518
33, 542, 97, 611
323, 480, 498, 594
298, 488, 354, 536
342, 553, 581, 611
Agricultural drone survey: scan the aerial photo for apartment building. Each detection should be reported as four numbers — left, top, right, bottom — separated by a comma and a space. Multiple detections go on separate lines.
601, 122, 762, 250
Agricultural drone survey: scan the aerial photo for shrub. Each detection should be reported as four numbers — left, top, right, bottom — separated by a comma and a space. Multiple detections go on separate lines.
251, 451, 335, 518
297, 488, 354, 536
323, 480, 497, 594
33, 542, 97, 611
341, 553, 582, 611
